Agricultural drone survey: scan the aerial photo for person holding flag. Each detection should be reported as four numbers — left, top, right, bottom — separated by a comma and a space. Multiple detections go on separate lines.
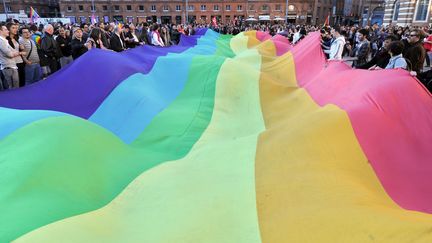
91, 13, 97, 25
212, 16, 218, 28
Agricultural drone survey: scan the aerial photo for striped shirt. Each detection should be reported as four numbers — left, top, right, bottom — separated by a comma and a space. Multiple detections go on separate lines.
19, 37, 40, 64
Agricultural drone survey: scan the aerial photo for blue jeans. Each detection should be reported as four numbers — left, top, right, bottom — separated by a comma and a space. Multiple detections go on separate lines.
25, 63, 41, 85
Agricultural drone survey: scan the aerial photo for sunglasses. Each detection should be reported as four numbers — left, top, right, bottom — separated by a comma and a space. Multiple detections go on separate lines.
409, 34, 418, 37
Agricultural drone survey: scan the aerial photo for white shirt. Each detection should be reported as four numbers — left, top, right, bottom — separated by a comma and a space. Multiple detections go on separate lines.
151, 32, 164, 47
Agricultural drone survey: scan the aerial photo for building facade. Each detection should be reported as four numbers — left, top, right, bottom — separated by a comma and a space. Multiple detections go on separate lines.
359, 0, 385, 26
384, 0, 432, 26
0, 0, 60, 17
58, 0, 351, 25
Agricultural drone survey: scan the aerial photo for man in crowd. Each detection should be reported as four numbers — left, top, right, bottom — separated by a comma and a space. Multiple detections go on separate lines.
98, 22, 110, 49
139, 23, 151, 45
19, 26, 41, 85
71, 27, 88, 60
369, 23, 381, 57
110, 25, 126, 52
358, 35, 398, 70
81, 23, 89, 41
170, 24, 180, 45
124, 23, 141, 48
56, 27, 73, 68
0, 22, 20, 89
323, 27, 345, 61
347, 29, 370, 68
403, 29, 426, 74
40, 24, 62, 75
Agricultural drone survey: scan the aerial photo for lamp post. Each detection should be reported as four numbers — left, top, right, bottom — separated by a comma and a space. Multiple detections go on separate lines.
92, 0, 95, 12
285, 0, 289, 24
332, 0, 336, 25
186, 0, 189, 24
3, 0, 8, 19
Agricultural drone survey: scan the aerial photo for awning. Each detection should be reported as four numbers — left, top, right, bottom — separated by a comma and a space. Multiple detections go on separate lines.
274, 17, 285, 21
258, 15, 270, 21
246, 17, 258, 21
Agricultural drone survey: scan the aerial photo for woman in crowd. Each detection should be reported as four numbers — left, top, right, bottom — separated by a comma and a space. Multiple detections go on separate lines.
160, 26, 171, 47
7, 22, 25, 87
86, 28, 107, 50
151, 24, 164, 47
385, 41, 408, 70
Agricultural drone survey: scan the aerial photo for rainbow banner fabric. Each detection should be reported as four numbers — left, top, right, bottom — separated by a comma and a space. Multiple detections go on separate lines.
1, 29, 432, 242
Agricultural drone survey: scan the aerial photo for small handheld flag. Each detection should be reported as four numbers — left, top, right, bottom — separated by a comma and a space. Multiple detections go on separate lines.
323, 14, 330, 27
91, 13, 97, 24
29, 7, 40, 24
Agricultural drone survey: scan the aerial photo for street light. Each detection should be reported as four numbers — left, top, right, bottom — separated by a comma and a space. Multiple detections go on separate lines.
3, 0, 8, 20
91, 0, 95, 23
186, 0, 188, 24
285, 0, 289, 24
332, 0, 336, 25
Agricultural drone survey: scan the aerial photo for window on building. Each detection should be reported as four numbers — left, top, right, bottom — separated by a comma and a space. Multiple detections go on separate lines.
67, 6, 72, 12
214, 5, 219, 11
78, 5, 83, 11
139, 5, 144, 11
126, 5, 132, 11
415, 0, 430, 21
249, 4, 254, 10
262, 5, 269, 11
91, 5, 96, 11
163, 5, 169, 11
201, 5, 206, 11
176, 5, 181, 11
114, 5, 120, 11
226, 5, 231, 11
188, 5, 194, 11
393, 0, 400, 21
151, 5, 156, 11
103, 5, 108, 11
275, 4, 281, 11
237, 5, 242, 11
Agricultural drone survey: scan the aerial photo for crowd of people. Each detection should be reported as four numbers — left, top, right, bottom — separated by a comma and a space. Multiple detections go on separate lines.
0, 20, 195, 90
0, 19, 431, 92
319, 23, 431, 90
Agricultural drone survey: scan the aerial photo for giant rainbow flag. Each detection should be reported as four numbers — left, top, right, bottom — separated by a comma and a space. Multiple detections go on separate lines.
1, 29, 432, 242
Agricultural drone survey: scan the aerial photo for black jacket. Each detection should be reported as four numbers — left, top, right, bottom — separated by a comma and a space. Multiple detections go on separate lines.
71, 38, 88, 59
56, 35, 72, 57
41, 32, 62, 60
357, 48, 391, 69
109, 33, 125, 52
170, 30, 181, 45
124, 31, 140, 48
